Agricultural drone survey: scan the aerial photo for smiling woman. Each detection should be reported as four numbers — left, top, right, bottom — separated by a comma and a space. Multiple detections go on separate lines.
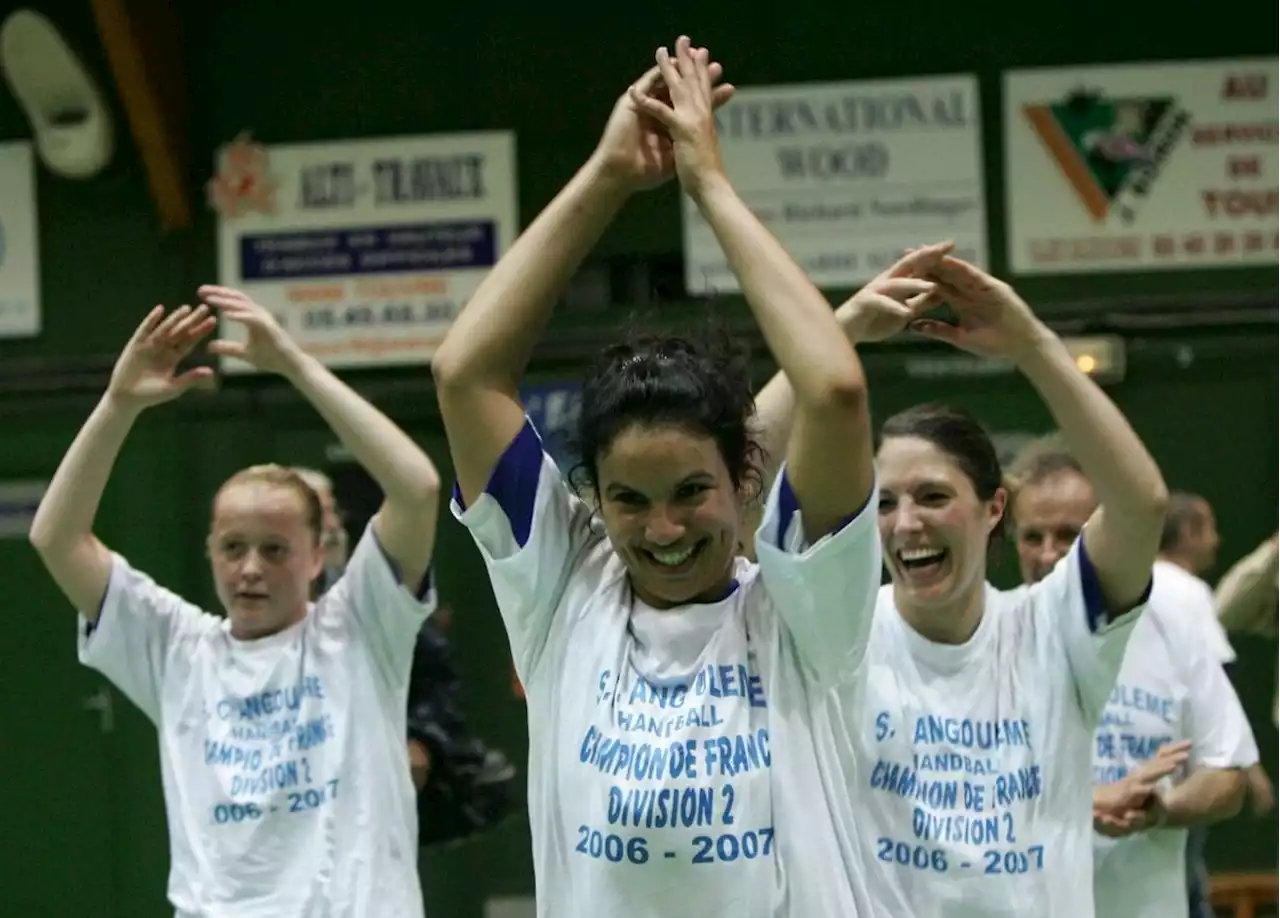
430, 36, 885, 917
822, 252, 1171, 918
568, 330, 759, 609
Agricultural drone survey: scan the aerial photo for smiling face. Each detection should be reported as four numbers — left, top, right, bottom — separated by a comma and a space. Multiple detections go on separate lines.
876, 435, 1006, 618
208, 481, 324, 639
595, 422, 742, 609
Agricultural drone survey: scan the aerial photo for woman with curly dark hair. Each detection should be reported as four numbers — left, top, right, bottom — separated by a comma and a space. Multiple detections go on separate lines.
430, 35, 901, 918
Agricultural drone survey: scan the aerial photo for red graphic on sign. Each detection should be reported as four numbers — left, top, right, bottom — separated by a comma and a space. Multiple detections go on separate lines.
207, 133, 279, 218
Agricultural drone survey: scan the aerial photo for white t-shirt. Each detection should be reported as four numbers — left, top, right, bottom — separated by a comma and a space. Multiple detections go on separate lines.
1092, 567, 1259, 918
452, 419, 882, 918
77, 522, 434, 918
824, 539, 1142, 918
1152, 559, 1236, 664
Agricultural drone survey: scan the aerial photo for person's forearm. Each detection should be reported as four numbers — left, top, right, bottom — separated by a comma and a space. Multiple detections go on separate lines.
750, 373, 796, 491
431, 156, 631, 391
282, 353, 439, 504
747, 284, 890, 491
1015, 331, 1166, 524
29, 394, 143, 551
693, 175, 866, 408
1162, 768, 1246, 827
741, 241, 877, 490
1017, 329, 1167, 609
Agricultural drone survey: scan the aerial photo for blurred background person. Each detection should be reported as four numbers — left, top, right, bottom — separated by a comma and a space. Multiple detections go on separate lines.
295, 466, 520, 849
1008, 437, 1257, 918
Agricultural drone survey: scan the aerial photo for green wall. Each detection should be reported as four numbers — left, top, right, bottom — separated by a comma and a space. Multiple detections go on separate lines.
0, 0, 1274, 365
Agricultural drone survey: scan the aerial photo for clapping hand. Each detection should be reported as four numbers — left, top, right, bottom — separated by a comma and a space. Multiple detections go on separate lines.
200, 285, 306, 376
1092, 740, 1191, 837
627, 35, 731, 198
908, 256, 1050, 362
838, 242, 953, 344
593, 37, 735, 193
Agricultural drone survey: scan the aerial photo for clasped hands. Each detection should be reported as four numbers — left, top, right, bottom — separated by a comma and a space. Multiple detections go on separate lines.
1091, 740, 1190, 838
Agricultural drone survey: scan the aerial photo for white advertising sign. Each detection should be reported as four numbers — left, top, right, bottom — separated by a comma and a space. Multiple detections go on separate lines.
1005, 59, 1278, 273
681, 75, 987, 293
211, 131, 517, 372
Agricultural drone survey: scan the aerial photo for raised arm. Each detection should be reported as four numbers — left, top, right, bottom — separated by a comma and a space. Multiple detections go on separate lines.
432, 58, 735, 507
633, 37, 870, 540
29, 306, 216, 616
913, 258, 1168, 614
202, 287, 440, 591
751, 243, 951, 491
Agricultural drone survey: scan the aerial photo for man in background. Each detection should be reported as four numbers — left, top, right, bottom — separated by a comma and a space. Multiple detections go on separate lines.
1148, 492, 1274, 916
1154, 494, 1235, 669
295, 467, 519, 848
1007, 438, 1256, 918
1157, 497, 1276, 811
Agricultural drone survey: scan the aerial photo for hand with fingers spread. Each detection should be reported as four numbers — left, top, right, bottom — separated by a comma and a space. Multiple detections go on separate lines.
628, 35, 729, 198
908, 256, 1050, 362
199, 285, 305, 376
593, 40, 735, 193
837, 242, 953, 344
107, 305, 217, 409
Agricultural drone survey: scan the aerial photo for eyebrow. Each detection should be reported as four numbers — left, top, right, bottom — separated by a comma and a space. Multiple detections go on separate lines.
213, 532, 288, 543
604, 472, 715, 495
881, 478, 954, 494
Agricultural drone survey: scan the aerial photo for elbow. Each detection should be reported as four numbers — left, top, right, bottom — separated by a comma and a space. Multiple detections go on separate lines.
1222, 772, 1248, 819
421, 465, 442, 505
27, 511, 58, 555
28, 525, 52, 555
1143, 481, 1171, 536
431, 346, 509, 403
430, 346, 467, 391
1129, 475, 1169, 532
1136, 453, 1170, 517
404, 462, 442, 510
1146, 478, 1170, 517
809, 367, 869, 414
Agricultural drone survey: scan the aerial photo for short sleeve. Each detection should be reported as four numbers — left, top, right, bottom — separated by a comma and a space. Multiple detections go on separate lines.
752, 465, 882, 685
319, 519, 437, 696
1184, 578, 1237, 664
1031, 537, 1144, 721
1183, 647, 1260, 770
451, 418, 596, 685
77, 553, 214, 724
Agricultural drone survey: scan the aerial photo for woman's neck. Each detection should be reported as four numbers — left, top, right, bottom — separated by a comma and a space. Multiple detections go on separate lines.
631, 571, 737, 610
893, 581, 987, 645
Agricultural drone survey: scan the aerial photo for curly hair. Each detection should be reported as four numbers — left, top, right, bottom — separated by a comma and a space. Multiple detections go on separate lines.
568, 313, 764, 501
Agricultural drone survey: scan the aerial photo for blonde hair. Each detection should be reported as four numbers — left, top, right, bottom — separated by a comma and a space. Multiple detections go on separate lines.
292, 466, 333, 498
214, 464, 324, 543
